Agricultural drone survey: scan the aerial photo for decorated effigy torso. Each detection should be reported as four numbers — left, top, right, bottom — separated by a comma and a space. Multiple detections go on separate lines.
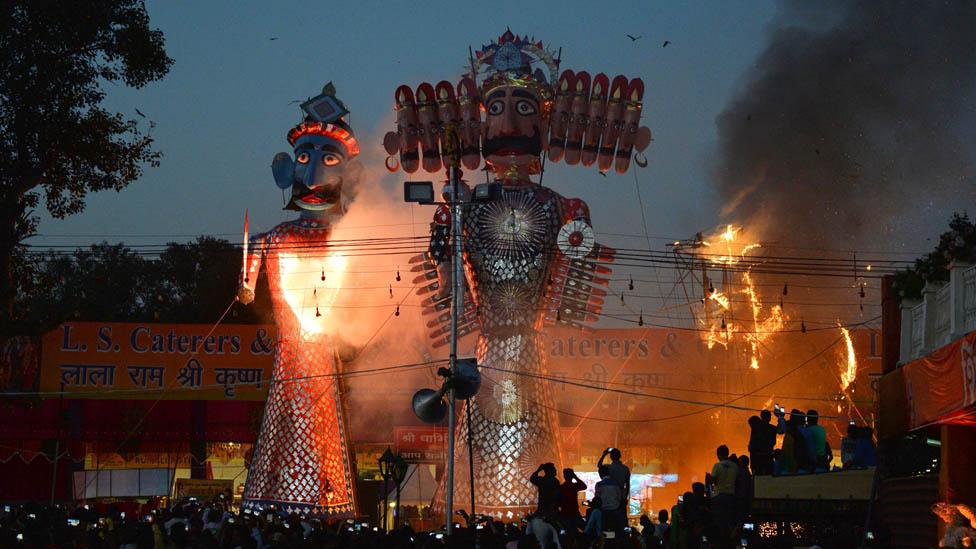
256, 218, 337, 338
461, 184, 563, 332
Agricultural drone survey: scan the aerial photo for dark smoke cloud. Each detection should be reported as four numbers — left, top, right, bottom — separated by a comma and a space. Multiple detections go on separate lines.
714, 1, 976, 248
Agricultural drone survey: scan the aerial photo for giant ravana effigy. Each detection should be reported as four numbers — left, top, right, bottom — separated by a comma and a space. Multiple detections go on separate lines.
384, 30, 652, 517
238, 84, 360, 517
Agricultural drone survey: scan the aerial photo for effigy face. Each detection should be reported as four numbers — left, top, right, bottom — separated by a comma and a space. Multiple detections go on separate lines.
481, 85, 546, 176
273, 120, 361, 214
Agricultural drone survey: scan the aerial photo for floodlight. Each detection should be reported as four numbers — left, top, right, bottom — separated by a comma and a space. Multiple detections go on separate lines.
472, 182, 503, 202
404, 181, 435, 204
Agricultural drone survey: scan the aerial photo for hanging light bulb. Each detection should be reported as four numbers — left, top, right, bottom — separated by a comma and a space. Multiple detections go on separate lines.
396, 268, 401, 282
556, 309, 561, 322
638, 310, 644, 327
800, 320, 806, 333
779, 296, 784, 309
629, 277, 634, 291
721, 316, 726, 330
389, 285, 394, 299
783, 283, 788, 296
621, 293, 625, 305
315, 306, 321, 318
313, 288, 317, 296
859, 285, 865, 298
395, 306, 400, 317
321, 268, 326, 282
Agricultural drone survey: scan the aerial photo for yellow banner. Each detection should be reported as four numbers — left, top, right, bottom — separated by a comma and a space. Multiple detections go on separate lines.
174, 478, 234, 499
84, 451, 192, 470
40, 322, 276, 400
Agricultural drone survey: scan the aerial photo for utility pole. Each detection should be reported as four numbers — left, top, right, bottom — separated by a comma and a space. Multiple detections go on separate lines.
445, 133, 463, 537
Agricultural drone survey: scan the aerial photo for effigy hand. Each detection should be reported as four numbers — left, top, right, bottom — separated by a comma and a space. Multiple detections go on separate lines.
237, 287, 255, 305
383, 78, 483, 174
547, 70, 652, 173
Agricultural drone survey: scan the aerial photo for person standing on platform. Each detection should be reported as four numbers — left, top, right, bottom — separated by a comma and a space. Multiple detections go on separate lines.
598, 448, 632, 516
530, 462, 561, 517
558, 468, 588, 531
802, 409, 828, 470
748, 410, 777, 475
595, 465, 624, 541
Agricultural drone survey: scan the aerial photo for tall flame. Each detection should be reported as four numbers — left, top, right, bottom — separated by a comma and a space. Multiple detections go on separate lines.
694, 224, 785, 369
742, 271, 786, 370
839, 324, 858, 391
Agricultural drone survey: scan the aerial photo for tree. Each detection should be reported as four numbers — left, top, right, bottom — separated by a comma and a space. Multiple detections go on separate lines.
18, 243, 154, 330
154, 236, 272, 324
15, 239, 272, 332
893, 213, 976, 298
0, 1, 173, 334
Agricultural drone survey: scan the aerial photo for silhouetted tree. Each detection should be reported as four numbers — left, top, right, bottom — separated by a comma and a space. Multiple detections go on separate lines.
0, 1, 173, 334
16, 239, 272, 332
894, 212, 976, 298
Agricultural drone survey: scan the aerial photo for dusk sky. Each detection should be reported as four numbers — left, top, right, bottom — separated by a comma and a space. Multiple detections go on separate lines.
32, 0, 780, 247
30, 0, 974, 261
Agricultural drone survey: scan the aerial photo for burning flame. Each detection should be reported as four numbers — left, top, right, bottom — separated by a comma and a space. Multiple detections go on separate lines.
702, 224, 763, 265
742, 271, 785, 369
279, 252, 348, 338
839, 324, 858, 391
696, 224, 786, 369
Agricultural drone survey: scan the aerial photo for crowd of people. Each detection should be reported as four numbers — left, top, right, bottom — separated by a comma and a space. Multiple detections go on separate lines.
1, 408, 881, 548
748, 407, 876, 475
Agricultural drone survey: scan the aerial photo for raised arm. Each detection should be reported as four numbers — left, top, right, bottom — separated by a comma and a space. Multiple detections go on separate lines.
238, 232, 268, 305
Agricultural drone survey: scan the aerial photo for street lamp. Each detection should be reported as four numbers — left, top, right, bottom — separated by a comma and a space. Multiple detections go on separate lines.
392, 454, 408, 529
378, 447, 395, 532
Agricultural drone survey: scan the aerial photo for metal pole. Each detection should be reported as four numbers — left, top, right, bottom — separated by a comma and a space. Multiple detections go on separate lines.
49, 438, 59, 505
395, 479, 402, 529
446, 162, 462, 536
383, 475, 390, 532
50, 393, 63, 505
467, 401, 475, 518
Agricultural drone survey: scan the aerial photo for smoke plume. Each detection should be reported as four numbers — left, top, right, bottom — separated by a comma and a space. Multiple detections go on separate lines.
714, 1, 976, 248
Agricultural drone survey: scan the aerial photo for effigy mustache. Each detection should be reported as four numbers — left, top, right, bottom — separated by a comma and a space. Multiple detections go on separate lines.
293, 182, 341, 203
482, 129, 543, 157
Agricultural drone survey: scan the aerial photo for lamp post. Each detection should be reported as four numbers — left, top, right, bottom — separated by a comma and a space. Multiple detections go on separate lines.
404, 129, 493, 537
378, 447, 395, 532
392, 454, 408, 529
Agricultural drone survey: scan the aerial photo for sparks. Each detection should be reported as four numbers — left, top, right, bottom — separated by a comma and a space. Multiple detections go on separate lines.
839, 324, 858, 391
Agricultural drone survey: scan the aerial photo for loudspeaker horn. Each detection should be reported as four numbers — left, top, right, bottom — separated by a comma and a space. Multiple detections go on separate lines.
412, 387, 448, 423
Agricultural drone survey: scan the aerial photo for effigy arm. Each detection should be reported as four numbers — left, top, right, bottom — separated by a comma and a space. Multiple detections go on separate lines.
543, 198, 614, 330
238, 232, 268, 305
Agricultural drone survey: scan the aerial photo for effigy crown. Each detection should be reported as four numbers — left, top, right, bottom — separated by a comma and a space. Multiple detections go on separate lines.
473, 28, 559, 101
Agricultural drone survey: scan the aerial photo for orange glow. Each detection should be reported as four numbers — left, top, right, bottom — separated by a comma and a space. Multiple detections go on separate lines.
279, 252, 347, 337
